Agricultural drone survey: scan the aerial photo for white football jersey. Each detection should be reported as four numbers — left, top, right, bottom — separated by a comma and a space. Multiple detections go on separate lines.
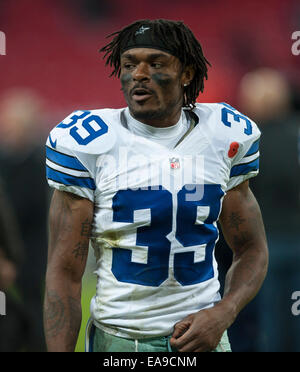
46, 102, 260, 339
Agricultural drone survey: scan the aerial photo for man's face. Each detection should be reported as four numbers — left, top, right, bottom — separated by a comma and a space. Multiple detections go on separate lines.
120, 48, 187, 127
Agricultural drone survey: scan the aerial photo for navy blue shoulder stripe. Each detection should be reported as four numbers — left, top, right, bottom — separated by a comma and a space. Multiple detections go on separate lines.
230, 157, 259, 177
46, 166, 96, 190
245, 139, 260, 157
46, 145, 88, 171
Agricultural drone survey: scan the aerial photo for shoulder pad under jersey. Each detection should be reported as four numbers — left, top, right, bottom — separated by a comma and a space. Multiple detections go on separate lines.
46, 108, 119, 156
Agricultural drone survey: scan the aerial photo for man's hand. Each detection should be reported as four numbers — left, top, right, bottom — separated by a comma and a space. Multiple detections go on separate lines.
170, 302, 233, 352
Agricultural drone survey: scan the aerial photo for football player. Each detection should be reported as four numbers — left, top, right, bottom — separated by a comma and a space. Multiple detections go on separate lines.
43, 19, 268, 352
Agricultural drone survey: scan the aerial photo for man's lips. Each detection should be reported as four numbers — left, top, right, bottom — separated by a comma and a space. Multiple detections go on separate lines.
131, 87, 153, 102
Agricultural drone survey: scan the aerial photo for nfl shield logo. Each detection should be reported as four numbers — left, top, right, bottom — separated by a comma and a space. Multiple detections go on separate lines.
170, 157, 180, 169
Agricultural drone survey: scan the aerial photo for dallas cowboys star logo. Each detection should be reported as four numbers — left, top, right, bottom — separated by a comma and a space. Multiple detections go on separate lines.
135, 26, 150, 35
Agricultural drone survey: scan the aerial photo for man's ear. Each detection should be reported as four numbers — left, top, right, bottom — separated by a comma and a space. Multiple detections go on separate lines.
181, 65, 195, 87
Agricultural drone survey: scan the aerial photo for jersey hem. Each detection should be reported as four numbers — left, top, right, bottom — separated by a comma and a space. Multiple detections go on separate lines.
92, 320, 173, 340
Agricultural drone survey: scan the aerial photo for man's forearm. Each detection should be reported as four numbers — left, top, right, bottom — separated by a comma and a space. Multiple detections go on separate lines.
44, 190, 93, 352
44, 272, 82, 352
218, 242, 268, 325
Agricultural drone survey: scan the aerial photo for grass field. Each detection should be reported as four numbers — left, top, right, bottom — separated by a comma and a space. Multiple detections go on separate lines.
75, 273, 97, 352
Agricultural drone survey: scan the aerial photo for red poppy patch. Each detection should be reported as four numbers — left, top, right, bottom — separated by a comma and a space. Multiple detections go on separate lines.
228, 142, 239, 158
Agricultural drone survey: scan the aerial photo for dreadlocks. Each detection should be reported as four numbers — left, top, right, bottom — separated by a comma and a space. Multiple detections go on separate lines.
99, 19, 211, 109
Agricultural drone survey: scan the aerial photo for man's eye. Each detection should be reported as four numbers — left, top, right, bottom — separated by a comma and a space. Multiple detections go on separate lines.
124, 64, 135, 69
152, 63, 162, 69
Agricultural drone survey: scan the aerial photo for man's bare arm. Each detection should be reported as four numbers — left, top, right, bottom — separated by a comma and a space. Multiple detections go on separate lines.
217, 180, 268, 318
43, 190, 93, 352
170, 180, 268, 352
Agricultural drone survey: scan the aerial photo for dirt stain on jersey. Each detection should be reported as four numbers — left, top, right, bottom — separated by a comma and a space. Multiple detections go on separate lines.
93, 230, 123, 250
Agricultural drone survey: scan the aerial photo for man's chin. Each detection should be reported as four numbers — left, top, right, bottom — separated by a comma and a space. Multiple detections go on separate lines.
129, 106, 165, 123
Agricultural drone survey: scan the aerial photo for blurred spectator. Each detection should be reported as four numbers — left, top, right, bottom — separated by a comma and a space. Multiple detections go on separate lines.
0, 88, 49, 351
66, 0, 114, 23
0, 177, 29, 351
238, 68, 300, 351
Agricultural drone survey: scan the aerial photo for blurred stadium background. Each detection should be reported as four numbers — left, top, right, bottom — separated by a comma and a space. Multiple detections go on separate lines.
0, 0, 299, 352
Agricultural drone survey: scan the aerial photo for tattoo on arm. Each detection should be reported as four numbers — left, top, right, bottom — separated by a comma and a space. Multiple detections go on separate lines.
227, 212, 246, 231
72, 241, 89, 262
219, 183, 268, 308
72, 218, 92, 261
44, 289, 82, 349
221, 187, 267, 255
80, 218, 92, 237
49, 193, 73, 250
44, 191, 93, 350
44, 289, 67, 339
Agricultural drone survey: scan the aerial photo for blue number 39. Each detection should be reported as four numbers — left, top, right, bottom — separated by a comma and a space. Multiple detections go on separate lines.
57, 110, 108, 145
111, 184, 224, 287
220, 102, 252, 135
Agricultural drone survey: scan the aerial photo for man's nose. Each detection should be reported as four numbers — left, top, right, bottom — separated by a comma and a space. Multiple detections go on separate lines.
132, 62, 150, 82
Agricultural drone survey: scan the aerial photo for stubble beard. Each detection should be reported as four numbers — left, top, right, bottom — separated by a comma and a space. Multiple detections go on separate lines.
130, 106, 168, 122
127, 95, 183, 126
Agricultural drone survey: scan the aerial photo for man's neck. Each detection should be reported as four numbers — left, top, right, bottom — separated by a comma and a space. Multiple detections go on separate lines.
128, 107, 183, 128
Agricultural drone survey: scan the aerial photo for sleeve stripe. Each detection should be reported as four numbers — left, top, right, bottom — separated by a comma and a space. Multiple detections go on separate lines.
46, 146, 88, 172
46, 159, 90, 178
237, 152, 259, 165
46, 166, 96, 190
230, 157, 259, 177
245, 139, 260, 157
